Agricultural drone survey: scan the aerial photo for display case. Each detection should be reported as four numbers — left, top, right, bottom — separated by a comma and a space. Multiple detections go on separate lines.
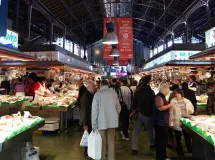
0, 114, 45, 160
181, 115, 215, 160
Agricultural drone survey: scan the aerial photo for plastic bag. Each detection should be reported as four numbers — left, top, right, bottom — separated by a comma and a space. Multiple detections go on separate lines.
80, 130, 89, 147
22, 142, 40, 160
88, 130, 102, 160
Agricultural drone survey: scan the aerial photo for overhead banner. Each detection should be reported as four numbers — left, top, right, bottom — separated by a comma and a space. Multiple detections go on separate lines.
103, 18, 133, 61
0, 29, 18, 49
0, 0, 9, 36
205, 27, 215, 49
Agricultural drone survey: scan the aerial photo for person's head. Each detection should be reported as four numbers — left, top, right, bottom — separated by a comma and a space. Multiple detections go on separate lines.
101, 79, 109, 87
174, 79, 181, 85
38, 77, 46, 83
50, 79, 54, 83
121, 78, 128, 86
174, 88, 184, 100
78, 80, 84, 87
188, 75, 196, 82
28, 77, 33, 83
86, 80, 97, 93
18, 78, 22, 83
208, 83, 215, 89
132, 80, 138, 86
159, 84, 170, 96
111, 78, 117, 85
181, 82, 189, 90
170, 84, 179, 91
142, 75, 152, 85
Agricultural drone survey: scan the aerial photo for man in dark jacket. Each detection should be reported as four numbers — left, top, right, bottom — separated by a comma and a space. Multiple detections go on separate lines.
77, 80, 87, 124
181, 82, 197, 114
80, 80, 97, 159
109, 78, 120, 97
132, 75, 155, 155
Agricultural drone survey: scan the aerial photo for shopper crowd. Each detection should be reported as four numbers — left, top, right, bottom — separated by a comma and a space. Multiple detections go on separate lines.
1, 73, 215, 160
77, 74, 215, 160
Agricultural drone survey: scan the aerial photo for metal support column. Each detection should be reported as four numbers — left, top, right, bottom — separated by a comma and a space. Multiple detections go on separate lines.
83, 46, 87, 60
73, 41, 75, 54
28, 3, 32, 40
206, 3, 211, 29
185, 22, 189, 43
50, 23, 54, 45
63, 26, 66, 49
172, 33, 175, 45
16, 0, 20, 32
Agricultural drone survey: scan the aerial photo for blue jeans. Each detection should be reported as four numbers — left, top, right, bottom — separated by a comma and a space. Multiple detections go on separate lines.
132, 113, 155, 150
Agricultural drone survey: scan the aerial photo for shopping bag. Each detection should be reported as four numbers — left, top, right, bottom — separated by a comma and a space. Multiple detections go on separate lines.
80, 130, 89, 147
22, 142, 40, 160
88, 130, 102, 160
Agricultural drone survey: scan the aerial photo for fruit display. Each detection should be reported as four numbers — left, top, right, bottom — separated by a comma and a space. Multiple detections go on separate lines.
0, 113, 44, 143
0, 95, 29, 104
196, 95, 208, 104
181, 115, 215, 145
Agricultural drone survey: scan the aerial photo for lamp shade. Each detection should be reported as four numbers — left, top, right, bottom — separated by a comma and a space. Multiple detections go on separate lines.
102, 22, 118, 44
112, 57, 119, 66
109, 45, 120, 57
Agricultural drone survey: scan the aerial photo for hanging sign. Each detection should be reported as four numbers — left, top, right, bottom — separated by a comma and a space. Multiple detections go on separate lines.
0, 0, 8, 36
205, 27, 215, 49
0, 29, 18, 49
103, 18, 133, 61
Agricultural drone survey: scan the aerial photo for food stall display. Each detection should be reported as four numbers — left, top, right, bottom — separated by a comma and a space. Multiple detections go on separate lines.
181, 115, 215, 160
0, 114, 44, 144
181, 115, 215, 145
196, 95, 208, 108
0, 95, 29, 105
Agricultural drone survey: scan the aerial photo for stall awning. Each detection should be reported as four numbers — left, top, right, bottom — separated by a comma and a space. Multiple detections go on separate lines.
0, 61, 95, 74
0, 46, 36, 61
189, 46, 215, 60
142, 60, 215, 72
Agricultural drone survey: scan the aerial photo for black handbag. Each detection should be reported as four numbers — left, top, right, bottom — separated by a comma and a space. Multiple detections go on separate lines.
119, 88, 128, 111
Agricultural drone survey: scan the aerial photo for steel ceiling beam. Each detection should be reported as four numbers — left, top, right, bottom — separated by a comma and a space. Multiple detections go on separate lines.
134, 1, 180, 18
60, 0, 89, 36
146, 0, 174, 40
155, 0, 208, 45
84, 0, 100, 31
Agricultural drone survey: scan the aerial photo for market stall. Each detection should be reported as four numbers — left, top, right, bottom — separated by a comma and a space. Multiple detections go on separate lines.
0, 95, 30, 116
181, 116, 215, 160
0, 114, 45, 160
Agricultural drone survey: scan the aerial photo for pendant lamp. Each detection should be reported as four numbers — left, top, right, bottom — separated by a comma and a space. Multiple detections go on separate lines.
102, 22, 118, 44
112, 57, 119, 66
109, 45, 120, 57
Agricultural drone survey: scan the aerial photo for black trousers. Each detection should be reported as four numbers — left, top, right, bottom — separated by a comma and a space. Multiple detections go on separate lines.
154, 125, 169, 160
84, 126, 92, 157
174, 129, 192, 153
120, 109, 130, 137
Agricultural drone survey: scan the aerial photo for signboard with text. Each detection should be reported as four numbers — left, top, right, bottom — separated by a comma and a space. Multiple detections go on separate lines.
103, 18, 133, 61
0, 0, 8, 36
205, 27, 215, 49
144, 50, 200, 69
0, 29, 18, 49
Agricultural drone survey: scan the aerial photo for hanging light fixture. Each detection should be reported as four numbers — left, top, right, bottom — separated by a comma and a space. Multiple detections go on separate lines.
112, 57, 119, 66
109, 45, 120, 57
102, 0, 118, 44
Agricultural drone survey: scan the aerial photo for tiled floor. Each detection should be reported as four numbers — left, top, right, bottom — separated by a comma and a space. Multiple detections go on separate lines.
33, 125, 194, 160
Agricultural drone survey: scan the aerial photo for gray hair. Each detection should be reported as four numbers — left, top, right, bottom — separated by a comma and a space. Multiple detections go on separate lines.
86, 80, 96, 87
159, 84, 170, 95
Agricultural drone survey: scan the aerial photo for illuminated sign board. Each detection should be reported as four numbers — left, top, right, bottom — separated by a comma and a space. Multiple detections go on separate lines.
144, 50, 200, 69
0, 29, 18, 49
205, 27, 215, 49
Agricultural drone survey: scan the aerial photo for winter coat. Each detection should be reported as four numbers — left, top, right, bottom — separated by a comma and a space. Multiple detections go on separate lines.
80, 90, 94, 126
91, 86, 121, 130
207, 90, 215, 115
170, 98, 194, 128
133, 84, 155, 118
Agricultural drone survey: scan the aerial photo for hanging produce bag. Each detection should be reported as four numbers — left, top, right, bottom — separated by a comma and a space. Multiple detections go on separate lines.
22, 142, 40, 160
80, 130, 89, 147
88, 130, 102, 160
